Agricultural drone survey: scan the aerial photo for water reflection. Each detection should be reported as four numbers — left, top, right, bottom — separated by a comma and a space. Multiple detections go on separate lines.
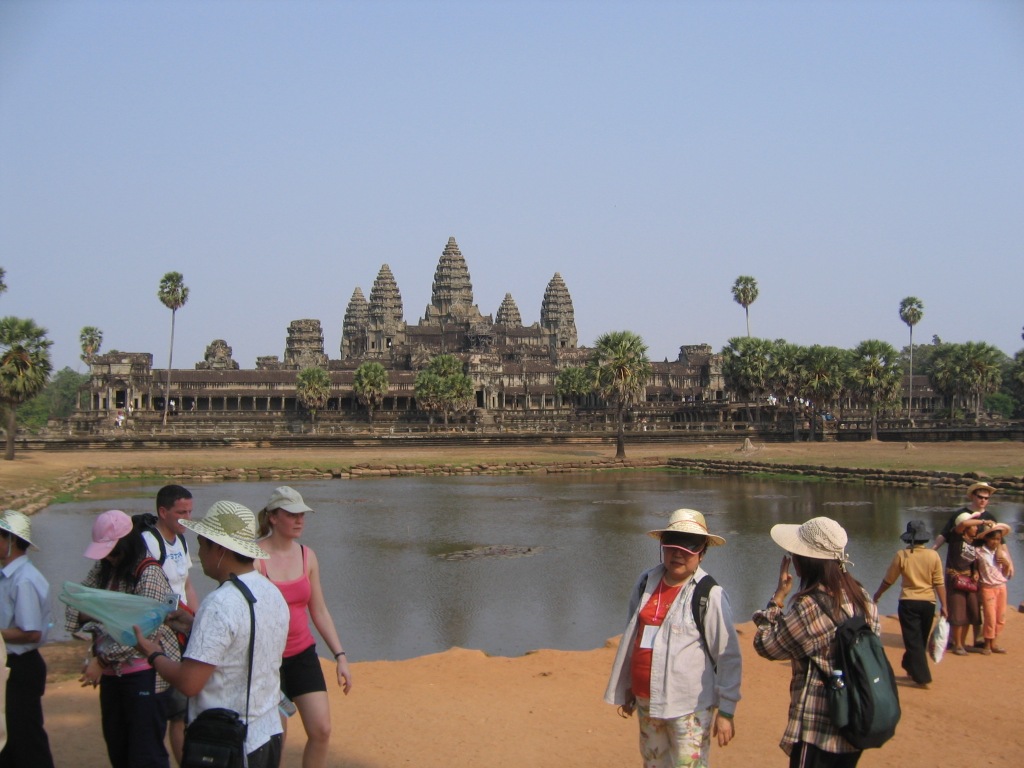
32, 473, 1022, 661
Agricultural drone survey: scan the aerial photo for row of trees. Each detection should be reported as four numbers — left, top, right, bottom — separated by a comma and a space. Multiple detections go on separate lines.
720, 335, 1016, 438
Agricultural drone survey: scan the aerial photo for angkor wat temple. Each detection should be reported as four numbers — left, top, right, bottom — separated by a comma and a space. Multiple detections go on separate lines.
78, 237, 727, 433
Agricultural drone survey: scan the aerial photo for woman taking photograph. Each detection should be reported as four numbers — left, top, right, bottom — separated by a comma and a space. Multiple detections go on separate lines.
65, 510, 179, 768
604, 508, 742, 767
257, 486, 352, 768
752, 516, 878, 768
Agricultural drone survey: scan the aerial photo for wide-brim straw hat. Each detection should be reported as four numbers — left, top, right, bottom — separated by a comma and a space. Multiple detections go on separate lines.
978, 522, 1011, 540
647, 508, 726, 547
966, 481, 997, 497
0, 509, 37, 549
181, 501, 269, 560
900, 520, 932, 544
771, 516, 849, 562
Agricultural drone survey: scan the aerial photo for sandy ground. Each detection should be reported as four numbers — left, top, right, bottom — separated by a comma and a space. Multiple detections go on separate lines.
10, 440, 1024, 765
40, 613, 1024, 767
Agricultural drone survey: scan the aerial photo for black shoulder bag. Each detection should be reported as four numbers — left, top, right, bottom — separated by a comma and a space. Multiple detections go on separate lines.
181, 574, 257, 768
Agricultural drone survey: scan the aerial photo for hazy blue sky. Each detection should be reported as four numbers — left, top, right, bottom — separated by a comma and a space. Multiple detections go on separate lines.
2, 0, 1022, 373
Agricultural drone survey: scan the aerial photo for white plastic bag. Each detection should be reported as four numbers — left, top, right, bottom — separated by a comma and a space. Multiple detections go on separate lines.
928, 616, 950, 663
60, 581, 173, 646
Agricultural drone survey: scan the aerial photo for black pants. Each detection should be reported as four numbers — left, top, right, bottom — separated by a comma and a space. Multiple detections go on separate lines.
898, 599, 936, 684
789, 742, 862, 768
99, 668, 170, 768
0, 649, 56, 768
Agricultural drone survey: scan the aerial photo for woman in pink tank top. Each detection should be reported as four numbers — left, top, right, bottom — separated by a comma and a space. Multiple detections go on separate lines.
257, 486, 352, 768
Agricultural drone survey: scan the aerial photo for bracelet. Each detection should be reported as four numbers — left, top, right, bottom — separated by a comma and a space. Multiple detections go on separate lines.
768, 597, 784, 609
147, 650, 167, 666
334, 651, 346, 659
718, 711, 735, 720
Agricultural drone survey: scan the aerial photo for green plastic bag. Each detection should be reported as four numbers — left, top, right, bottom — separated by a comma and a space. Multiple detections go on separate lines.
60, 581, 173, 646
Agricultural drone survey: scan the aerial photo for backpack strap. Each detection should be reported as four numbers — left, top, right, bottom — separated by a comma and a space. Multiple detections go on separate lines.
691, 574, 719, 672
227, 574, 257, 731
134, 556, 163, 581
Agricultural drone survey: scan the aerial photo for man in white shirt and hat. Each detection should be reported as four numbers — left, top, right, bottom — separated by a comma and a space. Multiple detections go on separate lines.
0, 509, 55, 768
135, 501, 288, 768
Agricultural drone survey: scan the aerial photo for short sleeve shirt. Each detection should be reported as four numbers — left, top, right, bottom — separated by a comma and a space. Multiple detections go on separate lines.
185, 571, 289, 755
0, 556, 51, 654
142, 530, 193, 605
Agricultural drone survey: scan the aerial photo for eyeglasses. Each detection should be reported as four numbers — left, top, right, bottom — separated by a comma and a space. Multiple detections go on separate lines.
975, 494, 991, 501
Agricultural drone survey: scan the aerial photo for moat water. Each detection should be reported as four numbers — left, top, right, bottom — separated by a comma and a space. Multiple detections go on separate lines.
33, 473, 1023, 661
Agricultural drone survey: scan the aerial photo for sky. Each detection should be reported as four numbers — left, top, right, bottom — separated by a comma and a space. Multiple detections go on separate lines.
1, 0, 1022, 374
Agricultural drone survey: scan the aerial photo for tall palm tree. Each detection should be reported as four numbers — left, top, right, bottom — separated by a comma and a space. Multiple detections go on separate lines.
731, 276, 759, 338
353, 361, 389, 430
79, 326, 103, 370
588, 330, 652, 459
848, 339, 902, 440
0, 316, 53, 460
157, 272, 189, 426
0, 266, 6, 297
296, 366, 332, 432
898, 296, 924, 420
721, 336, 773, 423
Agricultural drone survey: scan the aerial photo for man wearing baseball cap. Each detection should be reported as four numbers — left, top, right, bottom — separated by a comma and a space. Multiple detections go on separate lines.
135, 501, 288, 768
0, 510, 55, 768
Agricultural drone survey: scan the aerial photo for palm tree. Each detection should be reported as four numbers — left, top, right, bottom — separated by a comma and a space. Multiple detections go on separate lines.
555, 366, 592, 413
414, 354, 474, 429
296, 366, 332, 432
588, 330, 652, 459
731, 276, 759, 337
929, 342, 1005, 421
797, 345, 846, 441
157, 272, 189, 425
0, 316, 53, 460
353, 361, 389, 430
0, 266, 6, 297
848, 339, 903, 440
721, 336, 773, 423
767, 340, 806, 440
79, 326, 103, 370
898, 297, 924, 420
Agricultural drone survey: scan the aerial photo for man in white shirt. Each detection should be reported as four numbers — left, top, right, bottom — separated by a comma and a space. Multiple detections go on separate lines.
141, 484, 198, 765
136, 501, 288, 768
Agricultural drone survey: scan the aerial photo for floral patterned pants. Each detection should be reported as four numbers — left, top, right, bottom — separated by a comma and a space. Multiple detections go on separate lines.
635, 699, 714, 768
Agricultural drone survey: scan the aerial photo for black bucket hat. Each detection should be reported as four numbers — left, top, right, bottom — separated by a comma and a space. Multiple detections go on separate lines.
900, 520, 932, 545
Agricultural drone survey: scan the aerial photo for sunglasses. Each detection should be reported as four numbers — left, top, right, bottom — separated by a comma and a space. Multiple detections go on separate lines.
975, 494, 991, 501
662, 544, 704, 556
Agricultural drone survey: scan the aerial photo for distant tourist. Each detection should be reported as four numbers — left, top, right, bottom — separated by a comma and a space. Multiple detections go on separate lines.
257, 487, 353, 768
135, 501, 289, 768
872, 520, 946, 686
604, 508, 741, 767
974, 522, 1012, 655
933, 482, 1014, 653
0, 510, 56, 768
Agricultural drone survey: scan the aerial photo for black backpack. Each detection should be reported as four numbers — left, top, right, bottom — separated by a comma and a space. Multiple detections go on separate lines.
811, 593, 901, 749
132, 513, 187, 564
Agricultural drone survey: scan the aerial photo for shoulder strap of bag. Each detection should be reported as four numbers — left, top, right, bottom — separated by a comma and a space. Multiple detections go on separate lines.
228, 574, 257, 727
691, 574, 718, 672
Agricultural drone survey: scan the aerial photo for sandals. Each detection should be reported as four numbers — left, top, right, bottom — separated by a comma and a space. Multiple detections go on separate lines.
953, 647, 969, 656
992, 647, 1008, 654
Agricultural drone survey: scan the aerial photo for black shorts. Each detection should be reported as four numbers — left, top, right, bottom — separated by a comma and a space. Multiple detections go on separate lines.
280, 644, 327, 699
